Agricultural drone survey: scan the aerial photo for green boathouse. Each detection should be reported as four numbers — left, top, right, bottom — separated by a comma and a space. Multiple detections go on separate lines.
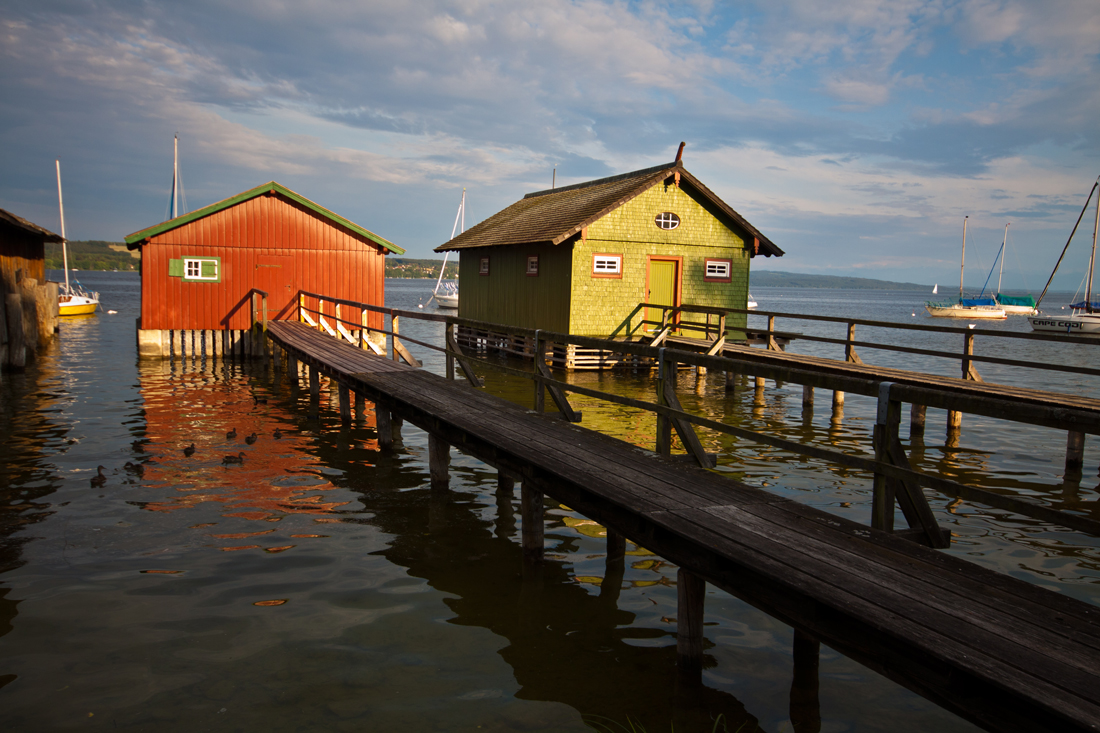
436, 156, 783, 365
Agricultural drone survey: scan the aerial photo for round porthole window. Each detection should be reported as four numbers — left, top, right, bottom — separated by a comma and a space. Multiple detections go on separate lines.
655, 212, 680, 230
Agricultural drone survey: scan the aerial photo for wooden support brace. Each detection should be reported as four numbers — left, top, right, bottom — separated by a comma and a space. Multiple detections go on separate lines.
429, 432, 450, 487
446, 328, 483, 387
649, 325, 672, 347
676, 568, 705, 673
338, 384, 351, 426
521, 481, 544, 561
536, 357, 581, 422
656, 353, 715, 468
392, 338, 422, 368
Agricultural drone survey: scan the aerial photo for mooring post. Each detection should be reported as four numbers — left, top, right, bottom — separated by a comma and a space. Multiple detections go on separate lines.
521, 481, 544, 561
790, 630, 822, 733
677, 568, 705, 675
308, 365, 320, 401
338, 384, 351, 426
905, 406, 924, 443
1066, 431, 1086, 474
802, 385, 814, 414
428, 432, 450, 488
872, 382, 899, 532
354, 392, 366, 422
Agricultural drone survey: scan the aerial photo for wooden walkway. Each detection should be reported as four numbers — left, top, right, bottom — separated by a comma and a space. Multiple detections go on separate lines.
269, 320, 1100, 733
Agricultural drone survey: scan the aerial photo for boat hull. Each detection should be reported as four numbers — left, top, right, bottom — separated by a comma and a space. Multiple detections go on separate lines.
1000, 304, 1037, 315
1028, 313, 1100, 334
435, 294, 458, 309
59, 294, 98, 316
925, 304, 1005, 319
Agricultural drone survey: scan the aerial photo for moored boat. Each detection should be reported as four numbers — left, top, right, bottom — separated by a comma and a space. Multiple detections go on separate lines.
926, 216, 1005, 319
1028, 175, 1100, 334
55, 160, 99, 316
431, 189, 464, 310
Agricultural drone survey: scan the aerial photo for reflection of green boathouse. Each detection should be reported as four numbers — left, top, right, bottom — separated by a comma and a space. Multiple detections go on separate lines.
436, 151, 783, 368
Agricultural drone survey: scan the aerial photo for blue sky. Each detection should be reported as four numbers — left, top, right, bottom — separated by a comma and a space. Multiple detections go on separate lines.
2, 0, 1098, 290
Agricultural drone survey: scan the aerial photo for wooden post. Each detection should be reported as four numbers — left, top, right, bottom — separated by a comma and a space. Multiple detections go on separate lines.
910, 404, 927, 439
445, 323, 455, 380
947, 408, 963, 434
606, 528, 626, 562
354, 392, 366, 421
309, 365, 320, 401
20, 278, 37, 363
725, 370, 737, 392
5, 293, 24, 370
533, 331, 545, 412
845, 322, 856, 362
429, 432, 450, 487
601, 527, 626, 606
802, 385, 814, 413
832, 390, 844, 409
497, 472, 514, 495
1066, 431, 1086, 473
677, 568, 705, 674
655, 351, 672, 457
338, 384, 351, 425
790, 630, 821, 733
755, 375, 765, 389
34, 283, 52, 347
521, 481, 544, 561
390, 314, 398, 362
360, 310, 368, 350
377, 407, 393, 449
871, 384, 899, 532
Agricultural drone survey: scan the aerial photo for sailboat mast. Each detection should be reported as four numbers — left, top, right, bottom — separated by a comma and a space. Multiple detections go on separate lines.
172, 134, 178, 219
997, 223, 1009, 293
434, 189, 466, 296
56, 160, 70, 295
1088, 190, 1098, 313
959, 216, 968, 300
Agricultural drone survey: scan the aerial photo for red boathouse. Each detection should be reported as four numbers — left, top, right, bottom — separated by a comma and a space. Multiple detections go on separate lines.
124, 182, 403, 358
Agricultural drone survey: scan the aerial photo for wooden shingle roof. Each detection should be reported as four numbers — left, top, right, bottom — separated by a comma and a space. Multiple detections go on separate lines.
436, 161, 783, 257
0, 209, 63, 242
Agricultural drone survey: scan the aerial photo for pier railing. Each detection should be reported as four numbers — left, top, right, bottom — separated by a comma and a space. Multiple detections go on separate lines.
290, 290, 1100, 547
614, 302, 1100, 381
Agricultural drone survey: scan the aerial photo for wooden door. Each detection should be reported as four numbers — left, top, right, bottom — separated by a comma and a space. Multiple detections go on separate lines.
254, 255, 296, 320
646, 258, 680, 331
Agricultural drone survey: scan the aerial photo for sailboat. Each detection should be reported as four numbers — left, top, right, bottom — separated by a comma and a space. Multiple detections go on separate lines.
430, 189, 464, 310
55, 161, 99, 316
1029, 176, 1100, 334
925, 216, 1006, 319
746, 293, 758, 309
932, 284, 938, 295
988, 223, 1037, 315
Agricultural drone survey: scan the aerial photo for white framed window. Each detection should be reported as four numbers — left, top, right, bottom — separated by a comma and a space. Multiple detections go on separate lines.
654, 212, 681, 230
704, 258, 732, 282
592, 254, 622, 278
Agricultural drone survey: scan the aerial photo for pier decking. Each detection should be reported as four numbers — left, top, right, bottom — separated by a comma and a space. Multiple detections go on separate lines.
268, 319, 1100, 733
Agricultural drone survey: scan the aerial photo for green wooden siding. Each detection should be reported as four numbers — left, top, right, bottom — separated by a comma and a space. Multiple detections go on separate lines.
569, 183, 750, 337
458, 243, 572, 332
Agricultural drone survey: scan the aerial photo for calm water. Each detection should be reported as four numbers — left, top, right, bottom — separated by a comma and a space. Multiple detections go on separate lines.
0, 274, 1096, 732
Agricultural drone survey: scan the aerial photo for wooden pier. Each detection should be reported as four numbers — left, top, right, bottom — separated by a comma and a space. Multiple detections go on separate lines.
267, 318, 1100, 733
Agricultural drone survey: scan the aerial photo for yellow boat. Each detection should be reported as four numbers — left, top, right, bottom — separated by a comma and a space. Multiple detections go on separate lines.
56, 161, 100, 317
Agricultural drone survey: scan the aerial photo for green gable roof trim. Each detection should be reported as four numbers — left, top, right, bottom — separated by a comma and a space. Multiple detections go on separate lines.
435, 161, 782, 257
123, 181, 404, 255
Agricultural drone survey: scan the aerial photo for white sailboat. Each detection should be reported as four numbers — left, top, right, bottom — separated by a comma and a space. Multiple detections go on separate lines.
55, 160, 99, 316
431, 189, 464, 310
746, 293, 757, 309
925, 216, 1006, 319
1029, 176, 1100, 334
932, 284, 938, 295
989, 223, 1037, 315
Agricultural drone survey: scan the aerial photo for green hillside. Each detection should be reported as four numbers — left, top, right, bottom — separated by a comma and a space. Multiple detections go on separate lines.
45, 241, 139, 271
750, 270, 929, 290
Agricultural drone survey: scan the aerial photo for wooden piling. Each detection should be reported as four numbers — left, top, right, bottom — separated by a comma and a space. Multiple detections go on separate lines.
354, 392, 366, 421
429, 432, 450, 487
606, 528, 626, 562
497, 472, 515, 495
338, 384, 351, 425
521, 481, 544, 561
377, 407, 394, 449
676, 568, 705, 674
790, 630, 821, 732
725, 371, 737, 392
802, 385, 814, 413
832, 390, 845, 408
20, 279, 37, 363
309, 365, 320, 401
5, 292, 25, 370
1066, 431, 1085, 473
910, 404, 926, 439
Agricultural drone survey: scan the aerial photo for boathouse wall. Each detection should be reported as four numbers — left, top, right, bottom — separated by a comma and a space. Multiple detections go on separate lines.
0, 210, 62, 371
456, 242, 572, 333
127, 184, 400, 357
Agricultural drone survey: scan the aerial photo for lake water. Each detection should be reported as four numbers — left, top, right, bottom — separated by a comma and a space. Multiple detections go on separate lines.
0, 273, 1096, 732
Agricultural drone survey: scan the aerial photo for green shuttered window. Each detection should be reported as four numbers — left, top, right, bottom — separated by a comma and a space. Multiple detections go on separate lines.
169, 256, 221, 282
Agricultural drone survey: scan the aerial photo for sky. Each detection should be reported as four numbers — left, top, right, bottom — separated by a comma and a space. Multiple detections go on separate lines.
2, 0, 1099, 291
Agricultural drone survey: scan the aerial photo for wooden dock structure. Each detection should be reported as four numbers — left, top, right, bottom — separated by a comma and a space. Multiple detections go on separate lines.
267, 318, 1100, 733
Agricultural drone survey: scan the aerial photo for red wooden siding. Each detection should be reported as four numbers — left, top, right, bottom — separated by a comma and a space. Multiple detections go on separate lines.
138, 192, 386, 331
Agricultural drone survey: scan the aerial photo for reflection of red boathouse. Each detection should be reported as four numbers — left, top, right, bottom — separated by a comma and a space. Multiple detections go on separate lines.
124, 182, 403, 358
136, 360, 379, 551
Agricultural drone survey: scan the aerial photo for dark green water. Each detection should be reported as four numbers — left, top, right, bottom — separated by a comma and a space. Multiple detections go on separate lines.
0, 274, 1096, 731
